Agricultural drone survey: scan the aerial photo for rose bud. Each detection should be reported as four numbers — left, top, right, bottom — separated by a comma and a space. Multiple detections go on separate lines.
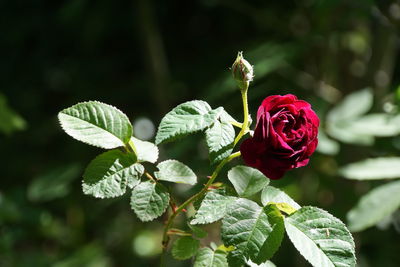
240, 94, 319, 179
231, 52, 254, 91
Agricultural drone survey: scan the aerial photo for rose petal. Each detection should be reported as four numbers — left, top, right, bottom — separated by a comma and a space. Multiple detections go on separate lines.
240, 94, 319, 179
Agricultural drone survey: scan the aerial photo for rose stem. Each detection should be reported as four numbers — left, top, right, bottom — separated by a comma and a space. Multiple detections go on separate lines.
159, 151, 241, 266
160, 82, 250, 266
233, 85, 250, 147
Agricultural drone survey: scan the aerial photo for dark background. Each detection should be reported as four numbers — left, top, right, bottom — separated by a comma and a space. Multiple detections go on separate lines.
1, 0, 400, 266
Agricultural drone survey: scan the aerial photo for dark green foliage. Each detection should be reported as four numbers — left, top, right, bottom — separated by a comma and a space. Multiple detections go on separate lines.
2, 1, 400, 266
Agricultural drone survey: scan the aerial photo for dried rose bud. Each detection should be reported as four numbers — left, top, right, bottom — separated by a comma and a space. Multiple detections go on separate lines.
231, 51, 254, 91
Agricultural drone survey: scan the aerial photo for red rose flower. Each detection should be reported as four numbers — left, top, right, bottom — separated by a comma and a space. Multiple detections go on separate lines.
240, 94, 319, 179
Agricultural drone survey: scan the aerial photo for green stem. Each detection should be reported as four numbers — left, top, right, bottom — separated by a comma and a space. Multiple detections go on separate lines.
160, 85, 250, 266
125, 139, 138, 156
233, 88, 249, 147
167, 228, 193, 237
160, 151, 241, 265
230, 121, 243, 128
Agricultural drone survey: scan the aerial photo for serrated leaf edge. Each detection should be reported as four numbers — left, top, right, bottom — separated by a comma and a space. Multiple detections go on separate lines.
81, 150, 142, 199
155, 101, 223, 145
155, 159, 197, 185
58, 100, 132, 149
130, 182, 170, 222
285, 206, 356, 267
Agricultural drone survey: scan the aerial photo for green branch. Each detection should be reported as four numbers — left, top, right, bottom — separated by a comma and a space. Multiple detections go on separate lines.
160, 151, 241, 266
233, 88, 249, 147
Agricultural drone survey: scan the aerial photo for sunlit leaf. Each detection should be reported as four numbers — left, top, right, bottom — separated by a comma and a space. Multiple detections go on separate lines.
221, 199, 284, 265
340, 157, 400, 180
155, 100, 223, 145
58, 101, 132, 149
327, 88, 372, 122
228, 166, 269, 198
194, 247, 228, 267
191, 190, 237, 225
285, 206, 356, 267
347, 180, 400, 232
316, 131, 340, 155
82, 150, 144, 198
326, 88, 375, 146
154, 160, 197, 185
326, 122, 374, 146
261, 186, 301, 210
131, 137, 159, 163
130, 181, 170, 222
343, 113, 400, 137
205, 109, 235, 165
247, 260, 277, 267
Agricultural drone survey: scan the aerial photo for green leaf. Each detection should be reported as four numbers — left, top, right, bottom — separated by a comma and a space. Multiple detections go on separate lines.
131, 137, 159, 163
58, 101, 132, 149
82, 150, 144, 198
327, 88, 372, 122
155, 100, 223, 145
326, 88, 375, 146
154, 160, 197, 185
221, 199, 284, 264
343, 113, 400, 137
28, 164, 81, 202
191, 190, 237, 225
130, 181, 170, 222
247, 260, 277, 267
347, 180, 400, 232
254, 205, 285, 264
194, 247, 229, 267
188, 223, 208, 238
172, 236, 200, 260
326, 122, 374, 146
285, 206, 356, 267
261, 186, 301, 210
228, 166, 269, 197
53, 243, 111, 267
0, 93, 27, 135
316, 131, 340, 155
226, 250, 246, 267
340, 157, 400, 180
205, 110, 235, 164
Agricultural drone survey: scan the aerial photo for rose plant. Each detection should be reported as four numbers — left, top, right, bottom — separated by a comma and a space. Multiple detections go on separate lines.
58, 52, 356, 267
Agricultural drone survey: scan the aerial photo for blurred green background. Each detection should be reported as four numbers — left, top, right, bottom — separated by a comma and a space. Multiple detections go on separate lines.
1, 0, 400, 266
